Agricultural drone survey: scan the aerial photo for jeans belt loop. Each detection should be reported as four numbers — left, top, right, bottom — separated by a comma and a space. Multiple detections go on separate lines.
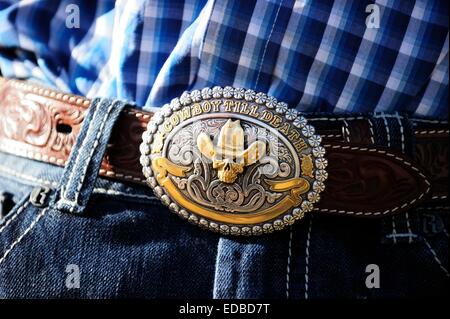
53, 97, 128, 214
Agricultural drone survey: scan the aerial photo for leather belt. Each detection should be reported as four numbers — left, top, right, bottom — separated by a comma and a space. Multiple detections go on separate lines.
0, 78, 448, 222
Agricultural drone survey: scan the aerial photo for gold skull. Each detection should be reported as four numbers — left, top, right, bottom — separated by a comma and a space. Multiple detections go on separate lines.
197, 119, 266, 183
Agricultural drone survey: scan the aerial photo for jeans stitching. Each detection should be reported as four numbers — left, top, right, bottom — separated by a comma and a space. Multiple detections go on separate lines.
416, 206, 449, 210
377, 113, 391, 147
443, 227, 449, 238
0, 207, 48, 266
391, 216, 398, 244
0, 200, 30, 234
385, 233, 419, 238
286, 226, 293, 299
367, 118, 376, 144
405, 212, 414, 243
393, 112, 405, 153
0, 147, 145, 184
304, 216, 313, 299
0, 164, 157, 202
423, 237, 449, 277
91, 188, 157, 201
70, 100, 119, 205
411, 118, 448, 124
0, 165, 58, 187
62, 99, 101, 200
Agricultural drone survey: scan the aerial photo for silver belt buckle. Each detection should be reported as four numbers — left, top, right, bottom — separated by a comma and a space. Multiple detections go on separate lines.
140, 87, 327, 235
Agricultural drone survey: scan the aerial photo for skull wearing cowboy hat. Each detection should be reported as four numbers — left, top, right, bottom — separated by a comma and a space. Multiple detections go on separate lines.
197, 119, 266, 183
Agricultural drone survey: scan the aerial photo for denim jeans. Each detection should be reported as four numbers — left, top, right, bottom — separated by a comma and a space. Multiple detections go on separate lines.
0, 98, 448, 298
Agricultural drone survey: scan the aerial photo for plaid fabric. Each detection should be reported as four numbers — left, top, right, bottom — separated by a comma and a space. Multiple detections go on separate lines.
0, 0, 448, 118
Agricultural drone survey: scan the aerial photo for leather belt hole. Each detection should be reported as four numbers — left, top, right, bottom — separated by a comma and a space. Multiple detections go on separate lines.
56, 123, 72, 134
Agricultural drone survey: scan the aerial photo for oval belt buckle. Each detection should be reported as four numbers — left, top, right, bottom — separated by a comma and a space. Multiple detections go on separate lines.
140, 87, 328, 235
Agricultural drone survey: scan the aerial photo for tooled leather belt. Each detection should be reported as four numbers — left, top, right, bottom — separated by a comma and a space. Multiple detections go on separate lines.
0, 77, 448, 234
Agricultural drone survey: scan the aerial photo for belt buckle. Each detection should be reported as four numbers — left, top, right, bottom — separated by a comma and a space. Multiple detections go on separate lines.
139, 87, 327, 235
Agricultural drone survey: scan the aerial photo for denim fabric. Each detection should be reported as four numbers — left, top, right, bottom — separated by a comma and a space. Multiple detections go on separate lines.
0, 109, 448, 298
0, 147, 220, 298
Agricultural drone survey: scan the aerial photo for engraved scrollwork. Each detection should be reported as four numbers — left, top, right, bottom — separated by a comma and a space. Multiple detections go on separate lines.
166, 118, 297, 213
168, 144, 196, 166
48, 102, 84, 156
0, 89, 52, 146
0, 85, 86, 158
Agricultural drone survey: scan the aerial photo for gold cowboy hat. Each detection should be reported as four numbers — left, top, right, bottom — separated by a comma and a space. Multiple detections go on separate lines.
197, 119, 266, 164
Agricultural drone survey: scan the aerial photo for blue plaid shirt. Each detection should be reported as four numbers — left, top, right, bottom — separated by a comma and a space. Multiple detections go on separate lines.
0, 0, 448, 118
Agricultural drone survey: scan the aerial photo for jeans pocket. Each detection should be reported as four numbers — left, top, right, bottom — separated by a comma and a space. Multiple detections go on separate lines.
0, 185, 220, 298
0, 190, 49, 260
417, 209, 449, 280
376, 209, 449, 297
0, 173, 35, 231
